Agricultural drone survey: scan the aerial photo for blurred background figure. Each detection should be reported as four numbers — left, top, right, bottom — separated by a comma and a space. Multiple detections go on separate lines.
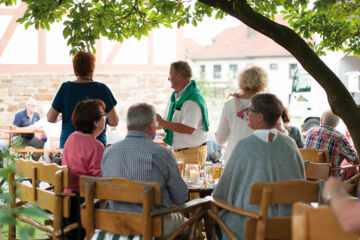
12, 98, 44, 160
281, 108, 304, 148
305, 110, 358, 179
215, 66, 268, 166
34, 104, 62, 163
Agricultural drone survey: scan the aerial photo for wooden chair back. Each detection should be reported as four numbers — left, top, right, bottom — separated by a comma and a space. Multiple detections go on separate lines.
245, 180, 320, 240
8, 158, 71, 240
304, 161, 331, 180
79, 176, 163, 240
300, 148, 330, 163
292, 202, 360, 240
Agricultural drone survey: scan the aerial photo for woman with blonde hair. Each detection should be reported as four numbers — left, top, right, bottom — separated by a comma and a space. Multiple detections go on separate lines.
215, 66, 268, 165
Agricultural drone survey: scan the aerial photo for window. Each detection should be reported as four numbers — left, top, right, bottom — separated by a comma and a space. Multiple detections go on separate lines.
270, 63, 278, 70
213, 65, 222, 79
200, 65, 206, 78
289, 63, 298, 78
229, 64, 238, 80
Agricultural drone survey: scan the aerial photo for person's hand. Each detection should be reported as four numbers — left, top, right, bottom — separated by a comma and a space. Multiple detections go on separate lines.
156, 113, 163, 126
323, 177, 348, 199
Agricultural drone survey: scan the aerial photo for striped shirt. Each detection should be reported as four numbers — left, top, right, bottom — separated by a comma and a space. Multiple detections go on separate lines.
101, 130, 188, 213
305, 125, 358, 169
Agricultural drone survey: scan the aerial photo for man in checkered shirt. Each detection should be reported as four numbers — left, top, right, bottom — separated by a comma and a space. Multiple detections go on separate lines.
102, 103, 188, 239
305, 110, 359, 177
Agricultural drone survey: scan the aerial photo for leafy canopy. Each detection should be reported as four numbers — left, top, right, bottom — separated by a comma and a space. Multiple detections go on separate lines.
0, 0, 359, 56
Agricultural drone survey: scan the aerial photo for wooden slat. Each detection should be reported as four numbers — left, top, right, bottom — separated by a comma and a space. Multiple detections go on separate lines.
292, 203, 360, 240
304, 161, 331, 180
80, 209, 162, 237
300, 149, 330, 163
249, 180, 319, 204
15, 158, 69, 187
246, 217, 291, 240
79, 176, 162, 206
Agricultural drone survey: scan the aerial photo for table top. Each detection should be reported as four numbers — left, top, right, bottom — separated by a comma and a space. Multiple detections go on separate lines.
0, 128, 44, 134
9, 148, 61, 154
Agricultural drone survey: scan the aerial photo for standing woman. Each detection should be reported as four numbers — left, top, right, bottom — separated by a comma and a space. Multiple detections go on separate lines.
215, 66, 268, 165
47, 51, 119, 149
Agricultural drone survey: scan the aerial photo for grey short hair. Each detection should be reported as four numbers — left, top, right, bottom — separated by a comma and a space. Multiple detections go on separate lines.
238, 66, 268, 92
171, 61, 192, 79
126, 103, 156, 130
321, 110, 339, 128
25, 98, 37, 106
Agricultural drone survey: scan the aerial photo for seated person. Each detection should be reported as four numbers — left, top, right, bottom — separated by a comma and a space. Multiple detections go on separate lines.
323, 176, 360, 232
213, 93, 305, 240
305, 110, 359, 177
61, 99, 106, 240
281, 108, 304, 148
12, 98, 44, 147
102, 103, 188, 239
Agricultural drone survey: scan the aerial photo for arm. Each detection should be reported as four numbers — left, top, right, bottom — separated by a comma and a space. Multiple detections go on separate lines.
47, 107, 59, 123
106, 107, 119, 127
323, 177, 360, 232
156, 113, 195, 134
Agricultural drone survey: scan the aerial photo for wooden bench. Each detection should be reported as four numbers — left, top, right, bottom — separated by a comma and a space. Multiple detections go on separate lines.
8, 158, 76, 240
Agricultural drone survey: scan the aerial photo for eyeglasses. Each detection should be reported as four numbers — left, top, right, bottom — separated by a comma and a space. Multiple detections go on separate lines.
243, 107, 258, 115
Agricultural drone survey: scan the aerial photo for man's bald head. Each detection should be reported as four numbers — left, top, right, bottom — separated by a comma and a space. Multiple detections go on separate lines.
321, 110, 340, 128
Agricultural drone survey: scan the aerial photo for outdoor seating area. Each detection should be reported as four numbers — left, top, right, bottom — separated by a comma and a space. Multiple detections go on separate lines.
1, 2, 360, 237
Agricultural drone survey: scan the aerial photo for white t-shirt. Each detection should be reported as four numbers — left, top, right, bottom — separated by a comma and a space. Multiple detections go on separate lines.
164, 86, 207, 150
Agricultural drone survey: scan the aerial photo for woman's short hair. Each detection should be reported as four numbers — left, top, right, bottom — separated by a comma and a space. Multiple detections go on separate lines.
238, 66, 268, 92
171, 61, 192, 79
72, 51, 96, 77
127, 103, 155, 130
251, 93, 284, 128
72, 99, 106, 134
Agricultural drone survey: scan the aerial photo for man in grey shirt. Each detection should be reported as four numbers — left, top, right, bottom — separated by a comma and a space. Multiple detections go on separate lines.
102, 103, 188, 238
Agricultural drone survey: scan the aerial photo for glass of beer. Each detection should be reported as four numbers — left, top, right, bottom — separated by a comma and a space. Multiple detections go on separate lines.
212, 163, 223, 182
177, 159, 184, 177
203, 164, 214, 185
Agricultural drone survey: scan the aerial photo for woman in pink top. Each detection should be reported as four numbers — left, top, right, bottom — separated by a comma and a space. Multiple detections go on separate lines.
61, 98, 106, 239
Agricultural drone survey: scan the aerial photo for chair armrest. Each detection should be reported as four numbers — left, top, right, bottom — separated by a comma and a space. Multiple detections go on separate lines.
332, 164, 360, 172
150, 198, 210, 217
80, 198, 107, 209
209, 196, 260, 219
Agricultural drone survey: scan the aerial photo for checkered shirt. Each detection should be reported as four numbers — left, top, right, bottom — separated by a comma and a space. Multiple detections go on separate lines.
305, 125, 358, 169
101, 130, 188, 213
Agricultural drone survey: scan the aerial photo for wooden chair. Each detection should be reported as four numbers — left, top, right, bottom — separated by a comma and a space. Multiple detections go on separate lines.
206, 179, 321, 240
300, 148, 330, 163
292, 202, 360, 240
8, 158, 76, 240
79, 176, 210, 240
304, 161, 331, 180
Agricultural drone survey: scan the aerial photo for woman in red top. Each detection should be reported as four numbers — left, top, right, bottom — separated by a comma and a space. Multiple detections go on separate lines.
61, 98, 106, 239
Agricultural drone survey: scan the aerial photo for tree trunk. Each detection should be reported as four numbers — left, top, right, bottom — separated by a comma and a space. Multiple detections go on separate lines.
199, 0, 360, 154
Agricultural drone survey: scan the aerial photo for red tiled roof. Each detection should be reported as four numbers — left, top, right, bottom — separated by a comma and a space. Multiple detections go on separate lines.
188, 16, 292, 60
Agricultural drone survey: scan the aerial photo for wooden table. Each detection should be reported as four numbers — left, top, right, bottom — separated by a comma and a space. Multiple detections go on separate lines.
0, 128, 44, 145
188, 183, 214, 200
187, 182, 214, 239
